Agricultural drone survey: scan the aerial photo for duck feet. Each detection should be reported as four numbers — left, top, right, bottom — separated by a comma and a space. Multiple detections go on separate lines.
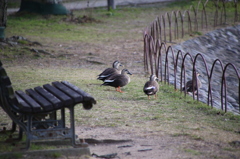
116, 87, 123, 93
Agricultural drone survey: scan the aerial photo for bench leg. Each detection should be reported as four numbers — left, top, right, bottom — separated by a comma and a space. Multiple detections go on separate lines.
3, 112, 17, 133
49, 111, 57, 122
69, 107, 88, 148
61, 108, 66, 128
69, 107, 76, 147
11, 121, 16, 132
25, 115, 32, 150
17, 127, 23, 140
11, 120, 22, 140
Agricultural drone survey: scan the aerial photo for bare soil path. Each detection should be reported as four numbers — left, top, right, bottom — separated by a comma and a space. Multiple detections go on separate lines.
2, 2, 240, 159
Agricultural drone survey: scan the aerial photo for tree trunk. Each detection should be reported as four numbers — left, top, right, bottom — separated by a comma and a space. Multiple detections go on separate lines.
0, 0, 7, 40
107, 0, 116, 11
19, 0, 69, 15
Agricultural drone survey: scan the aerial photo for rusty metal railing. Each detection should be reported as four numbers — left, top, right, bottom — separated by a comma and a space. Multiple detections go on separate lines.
143, 0, 240, 113
145, 0, 239, 44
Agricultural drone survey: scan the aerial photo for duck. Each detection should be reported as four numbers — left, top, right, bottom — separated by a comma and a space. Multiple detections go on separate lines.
143, 74, 159, 99
97, 60, 122, 81
182, 72, 202, 95
101, 69, 132, 93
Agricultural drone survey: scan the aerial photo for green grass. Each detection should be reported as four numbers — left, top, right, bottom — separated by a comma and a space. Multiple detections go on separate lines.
2, 67, 240, 131
6, 6, 162, 44
0, 153, 23, 159
1, 66, 239, 154
0, 1, 240, 158
184, 148, 201, 155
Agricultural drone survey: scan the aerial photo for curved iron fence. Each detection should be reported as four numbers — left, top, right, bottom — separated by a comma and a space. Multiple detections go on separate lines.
145, 0, 239, 43
143, 0, 240, 113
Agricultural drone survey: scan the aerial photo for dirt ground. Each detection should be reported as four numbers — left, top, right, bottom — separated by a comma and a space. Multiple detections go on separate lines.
76, 126, 206, 159
2, 31, 240, 159
76, 125, 240, 159
1, 5, 240, 159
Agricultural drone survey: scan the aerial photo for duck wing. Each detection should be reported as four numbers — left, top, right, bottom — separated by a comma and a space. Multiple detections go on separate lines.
102, 74, 129, 87
143, 81, 159, 95
97, 68, 119, 81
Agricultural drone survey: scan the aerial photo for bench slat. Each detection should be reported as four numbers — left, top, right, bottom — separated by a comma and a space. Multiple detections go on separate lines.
34, 86, 63, 109
15, 93, 33, 113
43, 84, 73, 106
62, 81, 96, 104
15, 90, 43, 113
52, 81, 83, 103
26, 88, 54, 112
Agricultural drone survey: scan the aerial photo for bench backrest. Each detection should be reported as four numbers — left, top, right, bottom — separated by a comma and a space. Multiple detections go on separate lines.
0, 61, 23, 126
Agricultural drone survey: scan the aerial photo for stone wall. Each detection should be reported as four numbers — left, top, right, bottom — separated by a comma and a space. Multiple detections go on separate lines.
171, 25, 240, 114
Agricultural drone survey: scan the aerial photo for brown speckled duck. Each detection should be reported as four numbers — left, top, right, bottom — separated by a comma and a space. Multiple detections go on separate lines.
97, 60, 122, 81
143, 74, 159, 99
101, 69, 132, 93
182, 72, 202, 95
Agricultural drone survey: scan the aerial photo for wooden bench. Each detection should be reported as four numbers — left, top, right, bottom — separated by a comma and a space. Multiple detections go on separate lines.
0, 60, 96, 149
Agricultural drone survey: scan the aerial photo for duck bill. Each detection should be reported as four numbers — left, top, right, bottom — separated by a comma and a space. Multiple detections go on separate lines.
127, 71, 133, 75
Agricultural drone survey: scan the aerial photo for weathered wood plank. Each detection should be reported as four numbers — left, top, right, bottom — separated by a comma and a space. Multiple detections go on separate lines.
62, 81, 96, 104
52, 81, 83, 103
34, 86, 63, 109
43, 84, 73, 106
15, 93, 33, 113
15, 90, 42, 113
26, 88, 53, 111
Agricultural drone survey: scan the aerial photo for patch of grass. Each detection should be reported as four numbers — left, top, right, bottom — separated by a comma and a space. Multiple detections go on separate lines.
171, 132, 202, 140
13, 153, 24, 159
30, 143, 57, 151
184, 149, 201, 155
6, 6, 159, 44
192, 31, 202, 36
166, 0, 196, 10
46, 152, 62, 158
0, 153, 23, 159
0, 131, 25, 153
190, 134, 202, 141
17, 40, 30, 45
223, 147, 236, 152
171, 133, 190, 137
